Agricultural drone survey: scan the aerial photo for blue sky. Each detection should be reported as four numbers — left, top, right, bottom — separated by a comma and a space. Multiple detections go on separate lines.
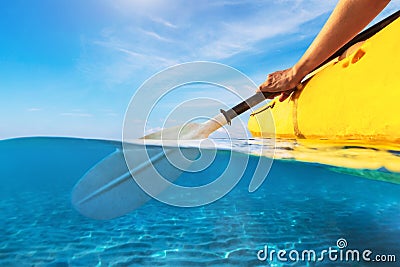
1, 0, 399, 140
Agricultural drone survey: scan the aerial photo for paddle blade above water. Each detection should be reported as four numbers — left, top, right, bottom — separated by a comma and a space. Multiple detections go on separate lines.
142, 114, 229, 140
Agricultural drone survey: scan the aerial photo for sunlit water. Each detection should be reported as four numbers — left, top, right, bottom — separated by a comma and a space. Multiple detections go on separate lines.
0, 137, 399, 266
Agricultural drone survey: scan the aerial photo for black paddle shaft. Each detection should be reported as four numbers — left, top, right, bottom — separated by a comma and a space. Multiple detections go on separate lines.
220, 10, 400, 125
220, 92, 272, 124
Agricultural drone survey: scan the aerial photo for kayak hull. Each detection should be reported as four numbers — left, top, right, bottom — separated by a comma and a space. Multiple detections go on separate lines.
248, 17, 400, 143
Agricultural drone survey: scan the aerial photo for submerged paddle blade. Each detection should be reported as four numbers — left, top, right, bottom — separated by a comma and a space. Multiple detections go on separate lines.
71, 149, 149, 220
71, 144, 200, 220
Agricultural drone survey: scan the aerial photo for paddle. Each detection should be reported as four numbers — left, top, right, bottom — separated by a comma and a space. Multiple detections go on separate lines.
72, 10, 400, 220
71, 91, 273, 220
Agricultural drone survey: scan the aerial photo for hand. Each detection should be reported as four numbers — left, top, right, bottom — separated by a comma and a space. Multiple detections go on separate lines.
257, 67, 303, 102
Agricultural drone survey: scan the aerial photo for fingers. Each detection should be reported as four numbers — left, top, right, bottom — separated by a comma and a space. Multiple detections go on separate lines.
257, 68, 293, 93
257, 67, 304, 102
256, 84, 263, 93
266, 92, 281, 99
262, 89, 295, 102
278, 91, 293, 102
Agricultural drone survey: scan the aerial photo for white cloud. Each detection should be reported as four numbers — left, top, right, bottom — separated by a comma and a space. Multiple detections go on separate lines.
27, 108, 42, 112
82, 36, 179, 85
80, 0, 399, 91
113, 47, 144, 58
140, 29, 173, 42
198, 1, 337, 59
110, 0, 171, 15
149, 16, 178, 29
60, 112, 93, 117
91, 1, 338, 76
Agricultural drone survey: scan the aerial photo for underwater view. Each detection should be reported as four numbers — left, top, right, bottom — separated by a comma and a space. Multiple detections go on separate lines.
1, 137, 399, 266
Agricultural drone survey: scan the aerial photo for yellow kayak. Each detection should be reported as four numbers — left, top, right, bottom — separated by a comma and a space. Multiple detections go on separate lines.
248, 13, 400, 143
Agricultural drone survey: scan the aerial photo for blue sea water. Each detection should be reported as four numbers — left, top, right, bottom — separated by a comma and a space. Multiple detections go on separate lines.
0, 137, 399, 267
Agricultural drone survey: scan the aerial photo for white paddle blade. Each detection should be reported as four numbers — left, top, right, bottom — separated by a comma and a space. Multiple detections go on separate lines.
142, 113, 229, 140
142, 123, 204, 140
71, 144, 200, 220
71, 149, 148, 220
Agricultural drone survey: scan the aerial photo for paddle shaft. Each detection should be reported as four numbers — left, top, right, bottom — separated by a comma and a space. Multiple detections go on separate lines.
220, 92, 272, 124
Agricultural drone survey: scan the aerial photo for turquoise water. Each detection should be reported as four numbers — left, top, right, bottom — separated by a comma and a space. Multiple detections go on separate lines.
1, 137, 399, 266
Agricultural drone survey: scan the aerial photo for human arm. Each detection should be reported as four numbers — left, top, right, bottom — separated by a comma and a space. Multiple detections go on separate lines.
258, 0, 391, 101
